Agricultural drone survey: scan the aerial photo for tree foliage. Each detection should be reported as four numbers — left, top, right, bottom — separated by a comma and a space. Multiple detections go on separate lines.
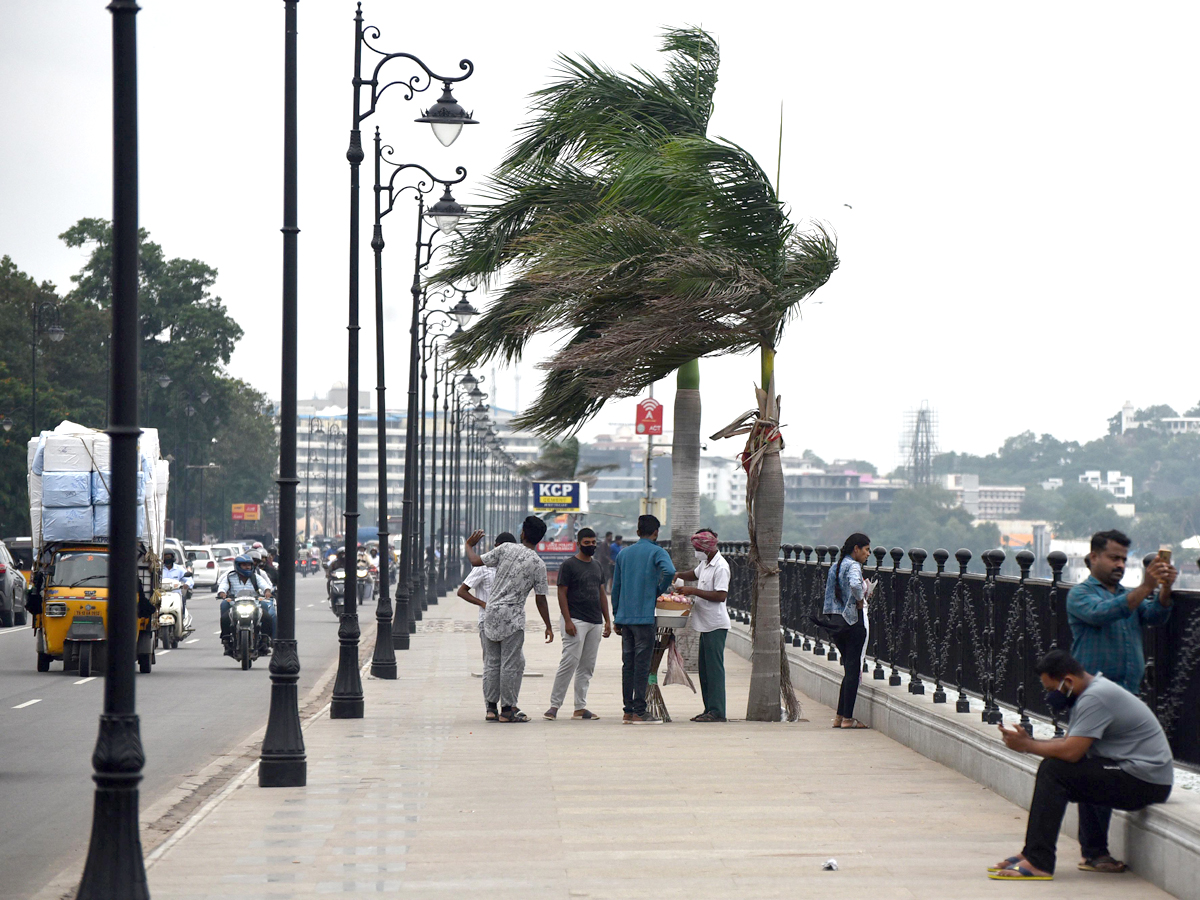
0, 222, 275, 538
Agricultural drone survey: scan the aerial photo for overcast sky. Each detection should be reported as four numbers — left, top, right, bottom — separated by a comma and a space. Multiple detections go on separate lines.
3, 1, 1197, 473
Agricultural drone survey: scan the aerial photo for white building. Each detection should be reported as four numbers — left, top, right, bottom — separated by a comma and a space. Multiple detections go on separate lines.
1079, 470, 1134, 499
940, 473, 1025, 519
699, 456, 747, 516
1118, 401, 1200, 435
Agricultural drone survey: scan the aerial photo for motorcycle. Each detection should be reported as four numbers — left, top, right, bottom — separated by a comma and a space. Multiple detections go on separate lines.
296, 556, 308, 579
356, 562, 374, 605
223, 588, 268, 670
328, 567, 345, 617
158, 578, 194, 649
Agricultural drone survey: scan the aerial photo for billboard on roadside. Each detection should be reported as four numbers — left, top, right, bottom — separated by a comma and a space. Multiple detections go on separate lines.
530, 481, 587, 514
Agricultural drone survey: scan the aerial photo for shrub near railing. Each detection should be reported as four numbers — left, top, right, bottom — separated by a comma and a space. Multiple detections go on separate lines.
719, 541, 1200, 767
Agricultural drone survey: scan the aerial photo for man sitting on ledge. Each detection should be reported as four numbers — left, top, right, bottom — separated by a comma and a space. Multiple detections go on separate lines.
990, 649, 1173, 882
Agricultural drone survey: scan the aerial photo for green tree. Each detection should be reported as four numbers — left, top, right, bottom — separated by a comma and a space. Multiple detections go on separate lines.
1055, 486, 1116, 539
441, 28, 837, 720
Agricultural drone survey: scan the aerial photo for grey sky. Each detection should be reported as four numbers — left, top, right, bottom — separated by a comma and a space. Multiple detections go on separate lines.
2, 1, 1196, 473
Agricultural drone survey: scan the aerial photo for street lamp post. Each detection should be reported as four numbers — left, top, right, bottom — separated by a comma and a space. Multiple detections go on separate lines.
340, 0, 478, 707
323, 423, 339, 541
30, 300, 65, 437
76, 1, 148, 894
260, 0, 307, 787
304, 417, 324, 541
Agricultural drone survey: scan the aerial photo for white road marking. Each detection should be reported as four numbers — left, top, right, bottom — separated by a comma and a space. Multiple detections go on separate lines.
157, 650, 170, 656
0, 626, 30, 637
12, 699, 42, 709
307, 603, 314, 608
74, 677, 97, 685
212, 630, 221, 635
185, 638, 199, 644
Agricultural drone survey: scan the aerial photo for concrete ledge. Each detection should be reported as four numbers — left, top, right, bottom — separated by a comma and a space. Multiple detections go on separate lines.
729, 623, 1200, 900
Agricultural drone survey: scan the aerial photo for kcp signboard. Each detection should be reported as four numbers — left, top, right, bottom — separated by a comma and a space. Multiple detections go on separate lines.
530, 481, 588, 514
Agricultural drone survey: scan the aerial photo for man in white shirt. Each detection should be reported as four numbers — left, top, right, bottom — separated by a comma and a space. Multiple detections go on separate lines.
674, 528, 731, 722
458, 532, 516, 721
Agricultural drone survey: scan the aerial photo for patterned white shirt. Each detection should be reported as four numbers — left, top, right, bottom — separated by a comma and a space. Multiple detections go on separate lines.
478, 542, 548, 641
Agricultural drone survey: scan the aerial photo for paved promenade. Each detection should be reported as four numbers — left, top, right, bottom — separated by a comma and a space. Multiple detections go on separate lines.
128, 595, 1172, 899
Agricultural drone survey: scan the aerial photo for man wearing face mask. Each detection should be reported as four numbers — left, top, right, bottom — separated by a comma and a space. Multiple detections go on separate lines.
991, 649, 1172, 881
544, 528, 611, 720
1066, 528, 1177, 873
673, 528, 731, 722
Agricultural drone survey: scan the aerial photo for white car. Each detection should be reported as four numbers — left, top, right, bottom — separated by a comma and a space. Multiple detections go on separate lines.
184, 545, 220, 591
210, 543, 244, 581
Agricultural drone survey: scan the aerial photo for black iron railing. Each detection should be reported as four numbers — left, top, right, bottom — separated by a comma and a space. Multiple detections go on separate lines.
719, 541, 1200, 767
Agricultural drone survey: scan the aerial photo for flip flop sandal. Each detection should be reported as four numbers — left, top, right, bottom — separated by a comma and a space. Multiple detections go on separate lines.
572, 709, 600, 719
1079, 856, 1127, 873
988, 865, 1053, 881
499, 709, 531, 723
988, 856, 1024, 873
840, 719, 870, 729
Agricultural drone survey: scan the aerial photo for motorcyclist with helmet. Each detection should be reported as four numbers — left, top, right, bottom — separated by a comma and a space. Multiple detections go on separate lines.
251, 547, 279, 588
161, 550, 194, 618
217, 554, 275, 645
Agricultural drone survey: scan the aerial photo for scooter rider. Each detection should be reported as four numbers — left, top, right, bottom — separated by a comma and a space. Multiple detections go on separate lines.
251, 547, 279, 588
218, 555, 276, 644
161, 550, 194, 618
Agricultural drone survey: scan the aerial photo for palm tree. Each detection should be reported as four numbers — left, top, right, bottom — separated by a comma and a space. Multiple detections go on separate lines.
440, 28, 838, 720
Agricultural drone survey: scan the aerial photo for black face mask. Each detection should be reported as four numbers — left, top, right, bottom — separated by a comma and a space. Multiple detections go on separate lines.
580, 544, 597, 557
1044, 679, 1076, 714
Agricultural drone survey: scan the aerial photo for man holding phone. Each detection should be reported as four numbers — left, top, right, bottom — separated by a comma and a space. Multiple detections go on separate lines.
1064, 528, 1177, 874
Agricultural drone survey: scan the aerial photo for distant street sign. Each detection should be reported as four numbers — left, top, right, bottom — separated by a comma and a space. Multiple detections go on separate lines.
232, 503, 261, 522
531, 481, 587, 513
244, 503, 261, 522
636, 397, 663, 435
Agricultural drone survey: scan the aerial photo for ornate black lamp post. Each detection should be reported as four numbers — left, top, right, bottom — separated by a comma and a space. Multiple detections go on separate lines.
343, 0, 476, 688
259, 0, 307, 787
76, 1, 147, 895
323, 422, 340, 541
303, 417, 324, 541
30, 300, 65, 437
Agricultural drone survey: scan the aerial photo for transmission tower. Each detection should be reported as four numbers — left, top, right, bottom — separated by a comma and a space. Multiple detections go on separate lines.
900, 402, 938, 486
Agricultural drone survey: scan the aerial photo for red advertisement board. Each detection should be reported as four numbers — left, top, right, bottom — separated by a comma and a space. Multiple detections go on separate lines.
636, 397, 663, 435
536, 540, 577, 586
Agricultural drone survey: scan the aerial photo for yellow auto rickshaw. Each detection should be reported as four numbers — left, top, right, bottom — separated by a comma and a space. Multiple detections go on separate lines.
32, 542, 159, 675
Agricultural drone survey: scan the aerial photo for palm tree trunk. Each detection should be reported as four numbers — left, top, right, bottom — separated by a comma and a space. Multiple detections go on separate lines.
669, 359, 702, 669
669, 359, 701, 568
746, 347, 782, 721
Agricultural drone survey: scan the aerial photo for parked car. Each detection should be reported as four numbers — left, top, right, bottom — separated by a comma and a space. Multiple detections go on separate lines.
184, 545, 220, 591
210, 543, 243, 580
0, 540, 28, 627
2, 536, 34, 588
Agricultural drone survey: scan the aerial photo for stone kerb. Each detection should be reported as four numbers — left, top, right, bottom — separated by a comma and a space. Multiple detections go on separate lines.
727, 622, 1200, 900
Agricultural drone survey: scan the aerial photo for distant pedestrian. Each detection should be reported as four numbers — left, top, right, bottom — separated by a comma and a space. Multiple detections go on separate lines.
673, 528, 730, 722
596, 531, 614, 589
611, 515, 675, 724
823, 532, 872, 729
990, 650, 1173, 881
545, 528, 612, 720
1064, 528, 1177, 872
458, 532, 517, 721
465, 516, 553, 723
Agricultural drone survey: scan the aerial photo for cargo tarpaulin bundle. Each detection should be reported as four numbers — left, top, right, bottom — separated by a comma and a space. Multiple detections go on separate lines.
28, 420, 168, 555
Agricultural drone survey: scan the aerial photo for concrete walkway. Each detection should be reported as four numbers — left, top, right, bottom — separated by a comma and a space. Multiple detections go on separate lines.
139, 595, 1174, 899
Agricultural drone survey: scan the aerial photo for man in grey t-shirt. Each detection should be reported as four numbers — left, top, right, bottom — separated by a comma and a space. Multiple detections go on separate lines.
989, 649, 1173, 881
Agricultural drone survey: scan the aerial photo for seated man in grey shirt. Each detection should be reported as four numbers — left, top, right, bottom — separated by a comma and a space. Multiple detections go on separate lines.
990, 649, 1173, 881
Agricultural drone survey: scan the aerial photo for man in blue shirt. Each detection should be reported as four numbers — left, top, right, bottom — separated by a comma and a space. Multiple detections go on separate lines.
611, 515, 675, 724
1065, 528, 1176, 874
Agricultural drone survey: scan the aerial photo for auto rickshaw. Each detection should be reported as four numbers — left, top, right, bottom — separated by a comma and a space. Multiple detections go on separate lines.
31, 541, 160, 675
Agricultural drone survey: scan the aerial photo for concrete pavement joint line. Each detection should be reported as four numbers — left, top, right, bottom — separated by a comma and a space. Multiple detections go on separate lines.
73, 676, 96, 684
12, 698, 42, 708
146, 701, 333, 870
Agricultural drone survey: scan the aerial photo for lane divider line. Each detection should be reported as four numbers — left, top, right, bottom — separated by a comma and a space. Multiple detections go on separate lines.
12, 699, 42, 709
158, 650, 171, 656
185, 639, 199, 644
0, 626, 31, 637
74, 677, 97, 685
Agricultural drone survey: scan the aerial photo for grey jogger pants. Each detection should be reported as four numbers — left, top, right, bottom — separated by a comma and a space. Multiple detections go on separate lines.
482, 628, 526, 708
549, 618, 603, 710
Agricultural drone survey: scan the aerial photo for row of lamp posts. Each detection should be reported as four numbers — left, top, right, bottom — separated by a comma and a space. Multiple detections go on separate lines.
75, 1, 528, 894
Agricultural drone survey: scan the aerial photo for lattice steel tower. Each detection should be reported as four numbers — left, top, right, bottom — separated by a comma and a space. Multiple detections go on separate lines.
900, 402, 938, 486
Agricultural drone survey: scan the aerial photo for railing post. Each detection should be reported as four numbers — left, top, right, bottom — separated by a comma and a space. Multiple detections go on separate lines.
871, 546, 887, 679
825, 546, 839, 663
799, 545, 813, 650
981, 548, 1005, 724
1047, 549, 1067, 737
812, 545, 828, 655
1015, 549, 1035, 735
931, 548, 949, 702
906, 548, 927, 694
888, 547, 904, 686
781, 544, 795, 645
953, 548, 972, 712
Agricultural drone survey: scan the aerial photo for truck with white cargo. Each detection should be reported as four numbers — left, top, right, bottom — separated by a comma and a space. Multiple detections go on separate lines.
26, 422, 170, 675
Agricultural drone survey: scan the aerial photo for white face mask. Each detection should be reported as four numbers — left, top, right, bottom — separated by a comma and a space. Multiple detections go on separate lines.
695, 549, 707, 563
